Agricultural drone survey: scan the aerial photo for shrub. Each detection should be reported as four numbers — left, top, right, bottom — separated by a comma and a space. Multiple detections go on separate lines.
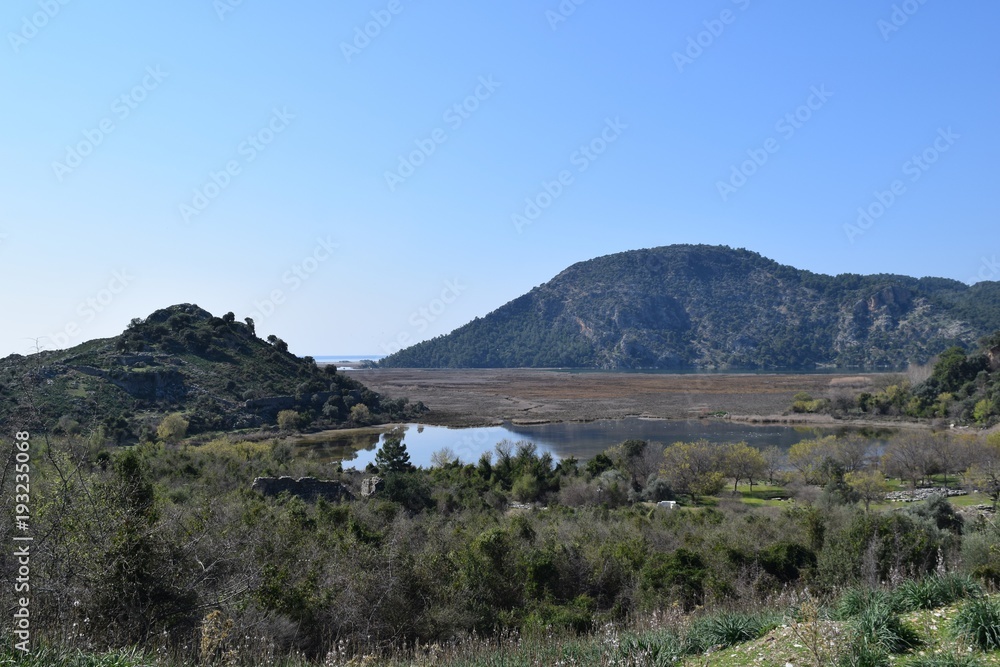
638, 548, 706, 611
512, 473, 543, 502
157, 412, 189, 441
953, 597, 1000, 651
276, 409, 303, 431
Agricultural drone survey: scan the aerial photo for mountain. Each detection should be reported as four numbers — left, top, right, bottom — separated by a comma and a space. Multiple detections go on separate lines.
0, 304, 423, 440
379, 245, 1000, 370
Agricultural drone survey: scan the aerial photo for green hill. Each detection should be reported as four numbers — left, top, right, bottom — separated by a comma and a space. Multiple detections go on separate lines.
380, 245, 1000, 369
0, 304, 423, 441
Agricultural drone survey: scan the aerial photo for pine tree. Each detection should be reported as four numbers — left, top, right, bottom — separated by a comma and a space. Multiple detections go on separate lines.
374, 427, 412, 473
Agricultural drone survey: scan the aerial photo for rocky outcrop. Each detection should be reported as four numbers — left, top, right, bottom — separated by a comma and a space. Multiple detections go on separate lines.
67, 365, 187, 402
252, 476, 353, 502
988, 345, 1000, 371
361, 476, 385, 497
885, 487, 966, 502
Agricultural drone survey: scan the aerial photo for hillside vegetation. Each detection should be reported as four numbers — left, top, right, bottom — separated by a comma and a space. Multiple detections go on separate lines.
0, 304, 424, 441
380, 245, 1000, 369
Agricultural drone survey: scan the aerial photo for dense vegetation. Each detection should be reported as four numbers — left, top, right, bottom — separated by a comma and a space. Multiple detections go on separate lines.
6, 416, 1000, 665
795, 331, 1000, 426
0, 304, 425, 442
379, 245, 1000, 369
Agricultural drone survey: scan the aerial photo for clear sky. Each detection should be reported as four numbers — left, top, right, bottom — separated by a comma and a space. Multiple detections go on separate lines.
2, 0, 998, 359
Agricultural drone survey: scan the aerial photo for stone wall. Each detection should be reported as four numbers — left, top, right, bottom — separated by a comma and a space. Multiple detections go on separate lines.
252, 476, 353, 502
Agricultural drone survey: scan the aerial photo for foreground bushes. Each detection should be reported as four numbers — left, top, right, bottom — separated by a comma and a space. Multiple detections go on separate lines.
4, 433, 1000, 663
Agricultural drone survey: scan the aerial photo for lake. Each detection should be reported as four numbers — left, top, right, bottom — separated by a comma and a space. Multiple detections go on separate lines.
298, 417, 889, 470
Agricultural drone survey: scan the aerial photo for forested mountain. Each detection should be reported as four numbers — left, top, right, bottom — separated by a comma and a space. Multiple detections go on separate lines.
380, 245, 1000, 369
0, 304, 421, 440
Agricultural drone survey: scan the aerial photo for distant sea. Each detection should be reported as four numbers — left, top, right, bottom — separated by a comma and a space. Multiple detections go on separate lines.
313, 355, 384, 363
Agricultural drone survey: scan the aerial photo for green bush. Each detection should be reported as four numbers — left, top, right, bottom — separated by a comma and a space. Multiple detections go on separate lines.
953, 597, 1000, 651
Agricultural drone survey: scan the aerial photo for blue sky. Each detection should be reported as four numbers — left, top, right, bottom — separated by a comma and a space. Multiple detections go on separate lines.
1, 0, 998, 358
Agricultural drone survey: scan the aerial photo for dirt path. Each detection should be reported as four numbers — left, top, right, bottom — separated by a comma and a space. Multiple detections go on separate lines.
352, 368, 897, 427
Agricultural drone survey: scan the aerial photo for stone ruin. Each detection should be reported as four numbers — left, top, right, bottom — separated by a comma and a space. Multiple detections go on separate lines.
251, 476, 353, 502
360, 476, 385, 498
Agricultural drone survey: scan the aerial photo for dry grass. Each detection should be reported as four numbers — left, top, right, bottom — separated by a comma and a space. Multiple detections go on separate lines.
354, 369, 893, 427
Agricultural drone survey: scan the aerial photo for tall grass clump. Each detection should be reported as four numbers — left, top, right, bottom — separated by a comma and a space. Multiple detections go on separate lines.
684, 610, 780, 653
836, 592, 921, 667
0, 644, 152, 667
953, 597, 1000, 651
893, 573, 983, 612
614, 629, 684, 667
834, 587, 899, 620
906, 653, 984, 667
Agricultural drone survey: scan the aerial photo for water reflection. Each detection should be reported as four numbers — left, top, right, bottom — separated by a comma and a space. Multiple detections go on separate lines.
299, 418, 890, 470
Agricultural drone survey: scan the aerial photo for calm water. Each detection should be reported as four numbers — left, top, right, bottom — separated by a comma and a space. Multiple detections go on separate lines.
303, 418, 885, 470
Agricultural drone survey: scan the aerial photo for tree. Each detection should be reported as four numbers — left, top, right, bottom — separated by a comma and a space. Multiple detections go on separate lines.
932, 346, 987, 394
244, 317, 255, 335
762, 445, 785, 484
277, 410, 302, 431
723, 442, 767, 493
966, 437, 1000, 509
156, 413, 189, 442
375, 427, 413, 473
844, 470, 889, 513
788, 437, 834, 484
430, 447, 458, 468
349, 404, 373, 425
222, 311, 236, 324
660, 440, 725, 501
833, 435, 872, 473
882, 433, 936, 490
